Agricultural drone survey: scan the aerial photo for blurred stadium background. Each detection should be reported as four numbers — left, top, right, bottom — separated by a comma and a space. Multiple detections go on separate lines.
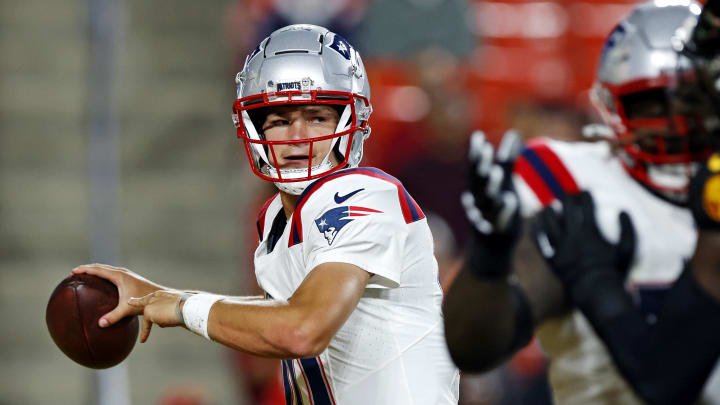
0, 0, 646, 403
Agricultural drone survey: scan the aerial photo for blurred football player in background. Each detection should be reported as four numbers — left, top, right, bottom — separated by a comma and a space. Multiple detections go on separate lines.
526, 2, 720, 404
444, 1, 720, 404
73, 25, 459, 405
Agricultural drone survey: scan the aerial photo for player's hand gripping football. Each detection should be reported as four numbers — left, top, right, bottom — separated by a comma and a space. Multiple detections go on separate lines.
461, 130, 523, 246
71, 263, 164, 328
532, 191, 636, 289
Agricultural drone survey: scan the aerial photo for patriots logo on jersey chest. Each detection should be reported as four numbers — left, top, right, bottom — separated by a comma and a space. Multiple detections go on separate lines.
315, 206, 382, 245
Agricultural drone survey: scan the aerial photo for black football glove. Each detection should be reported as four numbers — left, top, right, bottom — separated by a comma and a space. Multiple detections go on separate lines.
461, 130, 523, 279
689, 153, 720, 230
461, 130, 523, 246
532, 191, 636, 289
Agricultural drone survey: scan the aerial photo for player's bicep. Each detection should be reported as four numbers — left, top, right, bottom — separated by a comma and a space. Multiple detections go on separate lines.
288, 262, 371, 350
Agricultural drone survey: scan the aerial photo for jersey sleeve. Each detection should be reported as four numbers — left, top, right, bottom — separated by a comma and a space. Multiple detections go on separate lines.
303, 183, 407, 289
512, 138, 580, 217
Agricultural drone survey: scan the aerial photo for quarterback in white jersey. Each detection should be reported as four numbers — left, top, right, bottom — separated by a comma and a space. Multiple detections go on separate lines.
72, 24, 458, 405
256, 168, 458, 404
445, 2, 719, 404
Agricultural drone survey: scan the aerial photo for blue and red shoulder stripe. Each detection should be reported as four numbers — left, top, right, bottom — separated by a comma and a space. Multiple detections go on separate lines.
513, 140, 580, 206
288, 167, 424, 247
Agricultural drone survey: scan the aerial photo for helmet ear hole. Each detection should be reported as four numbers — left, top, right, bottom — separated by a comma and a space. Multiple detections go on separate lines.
247, 107, 271, 140
332, 144, 345, 166
331, 105, 345, 119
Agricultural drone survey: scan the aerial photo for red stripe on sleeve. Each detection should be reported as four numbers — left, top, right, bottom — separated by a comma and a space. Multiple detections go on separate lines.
354, 172, 415, 223
531, 143, 580, 194
514, 157, 555, 206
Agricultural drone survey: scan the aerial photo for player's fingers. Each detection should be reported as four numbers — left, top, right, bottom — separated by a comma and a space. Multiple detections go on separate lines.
496, 129, 523, 163
467, 130, 487, 161
476, 142, 494, 179
578, 191, 596, 227
559, 192, 585, 234
496, 191, 518, 232
71, 264, 122, 285
485, 165, 503, 198
140, 316, 153, 343
98, 304, 134, 328
468, 131, 494, 180
531, 222, 556, 259
537, 206, 563, 247
127, 293, 153, 308
461, 191, 493, 234
616, 211, 637, 275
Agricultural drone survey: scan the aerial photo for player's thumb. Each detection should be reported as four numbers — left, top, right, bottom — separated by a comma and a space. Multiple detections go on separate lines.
616, 211, 636, 277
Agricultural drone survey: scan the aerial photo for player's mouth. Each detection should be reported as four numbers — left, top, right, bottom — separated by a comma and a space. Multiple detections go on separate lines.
280, 154, 314, 168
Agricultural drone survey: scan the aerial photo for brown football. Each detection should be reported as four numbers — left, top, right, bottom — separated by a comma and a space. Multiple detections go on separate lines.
46, 274, 139, 369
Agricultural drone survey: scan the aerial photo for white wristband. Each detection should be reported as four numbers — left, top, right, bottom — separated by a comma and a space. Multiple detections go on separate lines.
182, 293, 224, 340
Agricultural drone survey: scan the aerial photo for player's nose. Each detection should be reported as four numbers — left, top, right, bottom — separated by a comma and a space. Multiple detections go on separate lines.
287, 118, 309, 140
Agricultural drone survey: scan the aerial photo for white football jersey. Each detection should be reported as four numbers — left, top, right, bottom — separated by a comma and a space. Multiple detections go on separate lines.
254, 167, 460, 405
512, 138, 717, 404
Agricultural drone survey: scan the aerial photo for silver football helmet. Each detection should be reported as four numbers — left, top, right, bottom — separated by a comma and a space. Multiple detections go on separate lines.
232, 24, 372, 195
592, 0, 708, 201
672, 0, 720, 147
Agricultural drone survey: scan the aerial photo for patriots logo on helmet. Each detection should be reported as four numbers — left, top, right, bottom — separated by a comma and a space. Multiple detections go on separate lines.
328, 34, 352, 60
602, 24, 626, 57
248, 43, 262, 61
315, 206, 383, 245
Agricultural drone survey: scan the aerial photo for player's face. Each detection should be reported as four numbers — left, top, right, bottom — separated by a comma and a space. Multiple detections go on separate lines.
622, 88, 689, 156
262, 105, 341, 169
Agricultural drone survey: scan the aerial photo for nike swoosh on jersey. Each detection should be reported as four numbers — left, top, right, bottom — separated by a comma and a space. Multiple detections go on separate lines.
334, 188, 364, 204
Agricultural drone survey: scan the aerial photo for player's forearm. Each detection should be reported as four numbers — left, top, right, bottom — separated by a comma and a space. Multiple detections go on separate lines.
180, 291, 265, 302
444, 269, 532, 373
206, 298, 324, 359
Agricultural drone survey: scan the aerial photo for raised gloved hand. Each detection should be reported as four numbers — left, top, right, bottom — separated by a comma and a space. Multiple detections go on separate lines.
532, 191, 636, 289
461, 130, 523, 247
461, 130, 524, 279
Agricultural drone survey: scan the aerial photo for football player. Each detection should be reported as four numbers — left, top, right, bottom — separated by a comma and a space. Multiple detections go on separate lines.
527, 2, 720, 404
73, 25, 459, 405
444, 1, 720, 404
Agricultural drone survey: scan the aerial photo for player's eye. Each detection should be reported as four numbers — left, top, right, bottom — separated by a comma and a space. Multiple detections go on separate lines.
263, 119, 289, 130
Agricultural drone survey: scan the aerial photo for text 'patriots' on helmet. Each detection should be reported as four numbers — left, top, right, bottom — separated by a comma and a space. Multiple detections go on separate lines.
231, 24, 373, 195
591, 0, 710, 201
